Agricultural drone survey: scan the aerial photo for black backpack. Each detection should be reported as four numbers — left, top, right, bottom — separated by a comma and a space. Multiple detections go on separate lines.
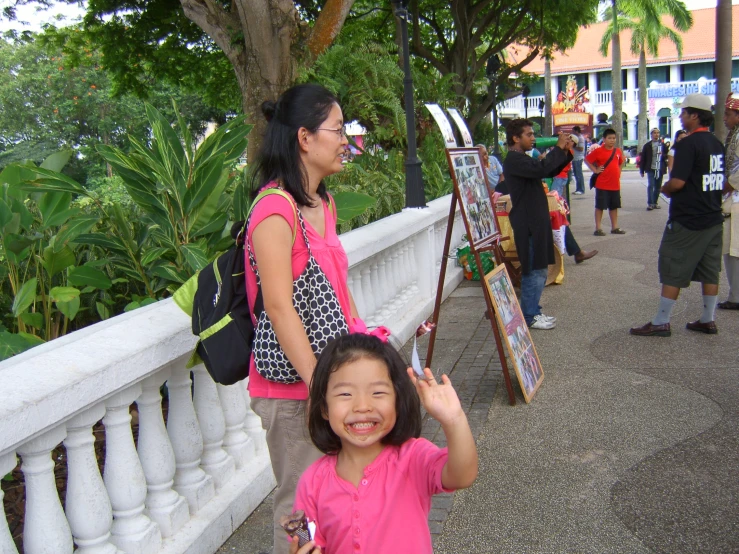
173, 188, 294, 385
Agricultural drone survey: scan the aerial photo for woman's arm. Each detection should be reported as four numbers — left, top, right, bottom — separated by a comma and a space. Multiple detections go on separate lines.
667, 153, 675, 173
252, 215, 318, 384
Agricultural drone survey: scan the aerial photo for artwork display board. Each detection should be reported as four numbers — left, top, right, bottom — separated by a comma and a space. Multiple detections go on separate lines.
484, 264, 544, 403
425, 104, 458, 148
446, 147, 500, 247
447, 108, 474, 147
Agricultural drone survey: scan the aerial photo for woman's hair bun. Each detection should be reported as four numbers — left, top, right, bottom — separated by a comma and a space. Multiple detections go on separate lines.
261, 100, 276, 122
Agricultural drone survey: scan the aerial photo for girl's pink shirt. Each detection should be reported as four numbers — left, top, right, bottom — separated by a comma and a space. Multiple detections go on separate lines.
293, 438, 453, 554
245, 187, 354, 400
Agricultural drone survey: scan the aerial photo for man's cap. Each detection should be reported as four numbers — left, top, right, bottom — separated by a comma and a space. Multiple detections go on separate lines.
570, 134, 579, 144
725, 92, 739, 112
680, 94, 713, 112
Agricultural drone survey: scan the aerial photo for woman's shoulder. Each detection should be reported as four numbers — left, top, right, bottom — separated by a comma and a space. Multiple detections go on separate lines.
248, 186, 299, 230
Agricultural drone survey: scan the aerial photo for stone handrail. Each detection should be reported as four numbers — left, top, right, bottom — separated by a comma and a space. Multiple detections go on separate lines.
0, 194, 465, 553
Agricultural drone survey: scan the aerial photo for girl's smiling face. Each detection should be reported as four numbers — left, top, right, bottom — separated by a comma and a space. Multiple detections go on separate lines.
324, 357, 397, 456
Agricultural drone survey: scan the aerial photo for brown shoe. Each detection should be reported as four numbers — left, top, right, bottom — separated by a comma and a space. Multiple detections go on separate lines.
717, 301, 739, 310
686, 320, 718, 334
629, 322, 671, 337
575, 249, 598, 264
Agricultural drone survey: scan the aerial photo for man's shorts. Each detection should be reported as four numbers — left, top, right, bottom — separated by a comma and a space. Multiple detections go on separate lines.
594, 188, 621, 211
658, 220, 723, 287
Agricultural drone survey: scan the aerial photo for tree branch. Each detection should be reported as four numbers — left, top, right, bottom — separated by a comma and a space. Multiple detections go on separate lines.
306, 0, 355, 59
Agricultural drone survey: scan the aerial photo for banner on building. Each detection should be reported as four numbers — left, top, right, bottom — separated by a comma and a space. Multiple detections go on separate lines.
552, 75, 591, 115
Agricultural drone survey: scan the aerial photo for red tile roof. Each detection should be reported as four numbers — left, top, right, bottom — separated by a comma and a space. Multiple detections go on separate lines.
512, 6, 739, 76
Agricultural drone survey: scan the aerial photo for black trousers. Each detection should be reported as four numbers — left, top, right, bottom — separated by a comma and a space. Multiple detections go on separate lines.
564, 226, 580, 257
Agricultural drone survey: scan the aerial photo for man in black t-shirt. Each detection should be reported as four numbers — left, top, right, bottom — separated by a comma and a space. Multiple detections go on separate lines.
631, 94, 725, 337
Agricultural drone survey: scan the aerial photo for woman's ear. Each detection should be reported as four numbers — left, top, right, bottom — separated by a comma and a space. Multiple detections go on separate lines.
298, 127, 311, 153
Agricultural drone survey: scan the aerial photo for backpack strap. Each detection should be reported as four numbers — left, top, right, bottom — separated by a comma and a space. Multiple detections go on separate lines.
247, 187, 299, 245
326, 193, 336, 219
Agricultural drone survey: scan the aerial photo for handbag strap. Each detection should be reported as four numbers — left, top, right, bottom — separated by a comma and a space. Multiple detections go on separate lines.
602, 148, 617, 169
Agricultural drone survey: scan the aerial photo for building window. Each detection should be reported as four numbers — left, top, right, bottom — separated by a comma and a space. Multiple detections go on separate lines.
657, 107, 672, 138
529, 77, 544, 96
681, 62, 715, 81
732, 60, 739, 78
596, 70, 628, 91
646, 66, 670, 85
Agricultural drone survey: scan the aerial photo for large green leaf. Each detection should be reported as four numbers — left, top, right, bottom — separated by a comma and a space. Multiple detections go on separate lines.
9, 198, 33, 231
67, 266, 112, 290
19, 312, 43, 330
332, 191, 377, 223
16, 167, 89, 196
181, 243, 209, 272
0, 331, 40, 361
56, 295, 80, 321
49, 286, 81, 303
195, 117, 251, 165
96, 301, 110, 320
41, 245, 75, 277
38, 192, 73, 228
184, 153, 226, 213
55, 216, 99, 249
146, 103, 187, 199
0, 199, 14, 229
77, 233, 129, 254
3, 233, 31, 264
150, 262, 187, 284
141, 247, 171, 266
39, 151, 73, 172
11, 278, 37, 317
191, 212, 229, 239
0, 164, 37, 199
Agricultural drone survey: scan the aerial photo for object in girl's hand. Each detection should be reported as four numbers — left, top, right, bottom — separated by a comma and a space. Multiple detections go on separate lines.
415, 319, 436, 338
280, 510, 311, 547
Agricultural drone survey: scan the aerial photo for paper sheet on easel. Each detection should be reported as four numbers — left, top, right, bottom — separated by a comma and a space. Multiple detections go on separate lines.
425, 104, 458, 148
446, 108, 474, 147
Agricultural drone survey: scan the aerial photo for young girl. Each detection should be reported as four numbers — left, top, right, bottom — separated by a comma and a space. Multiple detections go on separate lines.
288, 334, 478, 554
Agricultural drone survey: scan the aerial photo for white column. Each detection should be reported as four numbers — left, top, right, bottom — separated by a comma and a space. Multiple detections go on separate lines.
415, 227, 435, 299
192, 365, 236, 489
348, 267, 365, 320
670, 64, 681, 84
104, 386, 162, 554
241, 381, 267, 452
360, 265, 375, 326
588, 71, 598, 94
136, 370, 189, 538
377, 257, 392, 322
17, 426, 73, 554
64, 404, 119, 553
0, 452, 19, 554
217, 381, 255, 468
369, 260, 381, 325
166, 366, 215, 513
407, 241, 419, 298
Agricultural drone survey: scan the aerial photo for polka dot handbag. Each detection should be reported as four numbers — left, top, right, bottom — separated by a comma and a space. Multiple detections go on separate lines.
246, 195, 349, 384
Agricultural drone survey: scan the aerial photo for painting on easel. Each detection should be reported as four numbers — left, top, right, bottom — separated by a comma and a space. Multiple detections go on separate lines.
484, 264, 544, 403
446, 147, 500, 247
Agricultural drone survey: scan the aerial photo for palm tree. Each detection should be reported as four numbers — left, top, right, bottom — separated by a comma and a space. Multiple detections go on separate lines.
716, 0, 732, 141
599, 1, 688, 148
544, 53, 553, 135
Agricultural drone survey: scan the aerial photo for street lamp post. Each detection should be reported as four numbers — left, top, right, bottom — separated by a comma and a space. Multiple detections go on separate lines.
391, 0, 425, 208
486, 54, 502, 159
522, 84, 530, 120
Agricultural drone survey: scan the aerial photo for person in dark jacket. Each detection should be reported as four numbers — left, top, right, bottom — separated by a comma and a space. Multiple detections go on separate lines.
502, 119, 573, 330
639, 128, 669, 210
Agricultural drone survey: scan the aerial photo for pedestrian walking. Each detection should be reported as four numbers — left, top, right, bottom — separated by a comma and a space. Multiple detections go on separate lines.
639, 128, 669, 210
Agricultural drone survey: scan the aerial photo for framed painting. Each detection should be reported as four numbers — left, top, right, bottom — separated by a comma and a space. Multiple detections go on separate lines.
484, 264, 544, 402
446, 147, 500, 248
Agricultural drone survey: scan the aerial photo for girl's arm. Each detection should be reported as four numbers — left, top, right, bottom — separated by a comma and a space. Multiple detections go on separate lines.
252, 215, 317, 384
407, 368, 478, 489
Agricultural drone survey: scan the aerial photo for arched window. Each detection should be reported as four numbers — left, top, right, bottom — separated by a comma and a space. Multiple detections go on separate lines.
657, 108, 672, 138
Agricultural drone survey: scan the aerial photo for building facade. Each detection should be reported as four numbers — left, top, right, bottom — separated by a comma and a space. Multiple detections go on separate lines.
499, 5, 739, 140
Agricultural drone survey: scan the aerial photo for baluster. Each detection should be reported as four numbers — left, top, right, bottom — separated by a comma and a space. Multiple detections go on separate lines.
104, 386, 162, 553
166, 366, 214, 513
217, 381, 255, 468
399, 244, 413, 301
136, 370, 189, 538
192, 365, 236, 489
369, 260, 381, 324
388, 247, 403, 313
0, 452, 19, 554
17, 426, 73, 554
241, 382, 267, 453
64, 404, 118, 553
348, 267, 365, 320
376, 257, 391, 322
407, 241, 419, 298
360, 265, 375, 326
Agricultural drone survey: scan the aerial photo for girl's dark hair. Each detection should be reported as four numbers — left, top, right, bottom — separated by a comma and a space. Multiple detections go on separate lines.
308, 334, 422, 454
250, 84, 338, 207
684, 107, 714, 128
673, 130, 687, 142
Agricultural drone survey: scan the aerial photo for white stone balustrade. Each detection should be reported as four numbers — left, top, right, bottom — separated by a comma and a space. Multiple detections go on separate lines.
0, 194, 465, 553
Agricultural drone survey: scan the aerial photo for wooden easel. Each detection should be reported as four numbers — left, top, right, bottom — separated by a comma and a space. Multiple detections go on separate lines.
425, 149, 517, 406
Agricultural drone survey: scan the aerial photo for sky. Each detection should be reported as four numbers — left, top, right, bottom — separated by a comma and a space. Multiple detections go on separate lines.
0, 0, 736, 33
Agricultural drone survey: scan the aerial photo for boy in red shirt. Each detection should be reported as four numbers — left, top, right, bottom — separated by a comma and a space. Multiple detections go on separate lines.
585, 128, 626, 235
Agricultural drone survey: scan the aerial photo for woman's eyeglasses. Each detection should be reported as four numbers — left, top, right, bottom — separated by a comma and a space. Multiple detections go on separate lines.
316, 126, 347, 138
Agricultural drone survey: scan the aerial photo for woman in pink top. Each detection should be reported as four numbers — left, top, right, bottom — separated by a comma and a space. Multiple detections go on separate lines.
247, 84, 365, 554
290, 334, 478, 554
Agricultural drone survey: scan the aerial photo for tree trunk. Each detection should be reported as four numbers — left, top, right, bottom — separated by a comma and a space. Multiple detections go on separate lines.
544, 55, 552, 135
611, 0, 623, 149
638, 46, 647, 150
715, 0, 733, 142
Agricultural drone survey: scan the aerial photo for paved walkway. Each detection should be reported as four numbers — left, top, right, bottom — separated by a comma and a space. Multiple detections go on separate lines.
219, 171, 739, 553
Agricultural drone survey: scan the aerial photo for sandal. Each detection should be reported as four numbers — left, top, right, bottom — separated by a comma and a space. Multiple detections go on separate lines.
611, 228, 626, 234
717, 301, 739, 310
593, 229, 606, 236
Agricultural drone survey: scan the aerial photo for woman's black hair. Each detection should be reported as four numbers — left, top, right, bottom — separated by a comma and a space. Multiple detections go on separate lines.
673, 129, 687, 142
308, 334, 422, 455
250, 83, 339, 207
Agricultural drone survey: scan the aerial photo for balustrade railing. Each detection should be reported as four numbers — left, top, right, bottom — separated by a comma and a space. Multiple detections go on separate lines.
0, 194, 465, 553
